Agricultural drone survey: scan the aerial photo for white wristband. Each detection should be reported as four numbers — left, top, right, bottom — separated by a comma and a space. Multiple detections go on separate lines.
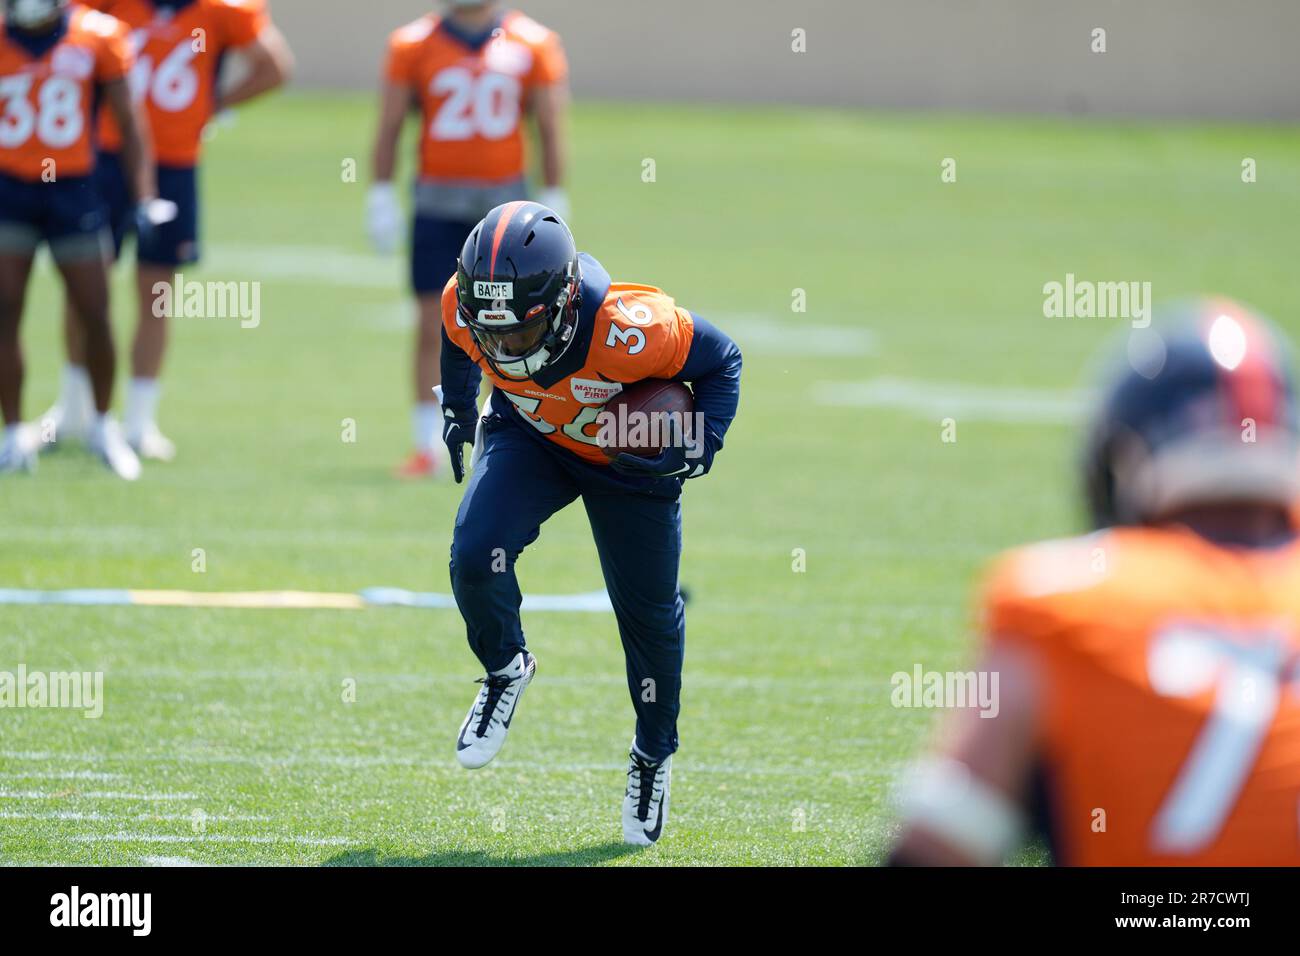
894, 756, 1023, 864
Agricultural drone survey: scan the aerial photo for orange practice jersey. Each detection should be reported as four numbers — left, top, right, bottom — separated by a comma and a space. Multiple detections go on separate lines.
442, 275, 696, 465
385, 10, 567, 183
0, 6, 131, 180
982, 526, 1300, 865
87, 0, 268, 166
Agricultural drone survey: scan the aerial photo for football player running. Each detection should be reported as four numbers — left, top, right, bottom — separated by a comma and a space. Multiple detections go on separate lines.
892, 298, 1300, 866
368, 0, 569, 480
440, 202, 742, 847
46, 0, 292, 461
0, 0, 167, 478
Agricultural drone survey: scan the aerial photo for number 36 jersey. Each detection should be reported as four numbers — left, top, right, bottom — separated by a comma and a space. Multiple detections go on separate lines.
86, 0, 269, 167
441, 260, 697, 466
385, 11, 567, 184
982, 525, 1300, 865
0, 7, 131, 181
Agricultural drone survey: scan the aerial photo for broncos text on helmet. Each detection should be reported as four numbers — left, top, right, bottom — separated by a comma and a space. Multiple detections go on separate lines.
455, 201, 582, 380
1082, 296, 1300, 528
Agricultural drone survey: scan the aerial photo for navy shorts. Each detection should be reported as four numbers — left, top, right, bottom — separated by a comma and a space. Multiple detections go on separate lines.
0, 170, 108, 260
96, 151, 200, 266
411, 214, 476, 296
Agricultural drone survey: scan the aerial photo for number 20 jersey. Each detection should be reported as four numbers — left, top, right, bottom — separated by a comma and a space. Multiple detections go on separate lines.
0, 7, 131, 181
85, 0, 268, 167
982, 525, 1300, 865
384, 11, 567, 184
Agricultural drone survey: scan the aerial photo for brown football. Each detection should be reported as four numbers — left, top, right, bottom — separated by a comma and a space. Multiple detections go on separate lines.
596, 379, 696, 460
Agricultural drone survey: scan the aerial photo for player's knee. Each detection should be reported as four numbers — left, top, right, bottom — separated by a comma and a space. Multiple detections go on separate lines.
450, 529, 512, 586
623, 600, 681, 644
75, 310, 112, 346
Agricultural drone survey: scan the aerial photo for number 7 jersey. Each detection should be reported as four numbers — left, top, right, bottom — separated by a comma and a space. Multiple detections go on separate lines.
0, 7, 131, 181
982, 525, 1300, 865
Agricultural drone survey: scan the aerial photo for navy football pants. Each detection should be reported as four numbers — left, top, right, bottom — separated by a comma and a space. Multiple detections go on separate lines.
449, 416, 686, 761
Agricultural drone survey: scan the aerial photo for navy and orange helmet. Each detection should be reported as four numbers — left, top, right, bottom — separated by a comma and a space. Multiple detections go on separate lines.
5, 0, 69, 30
455, 201, 581, 380
1083, 297, 1300, 527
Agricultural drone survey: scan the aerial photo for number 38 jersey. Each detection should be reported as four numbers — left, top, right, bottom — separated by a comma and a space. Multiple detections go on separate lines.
86, 0, 269, 167
385, 11, 567, 184
981, 525, 1300, 865
441, 264, 697, 466
0, 7, 131, 181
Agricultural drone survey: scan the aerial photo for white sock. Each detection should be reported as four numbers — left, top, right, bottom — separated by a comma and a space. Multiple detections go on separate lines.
124, 378, 161, 438
61, 364, 93, 416
412, 401, 443, 452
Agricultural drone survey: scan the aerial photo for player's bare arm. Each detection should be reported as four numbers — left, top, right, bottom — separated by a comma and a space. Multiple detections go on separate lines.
365, 81, 414, 254
891, 643, 1041, 866
215, 21, 293, 112
530, 80, 569, 212
104, 77, 156, 204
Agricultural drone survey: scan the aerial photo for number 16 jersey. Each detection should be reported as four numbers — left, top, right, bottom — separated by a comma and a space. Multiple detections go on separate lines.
86, 0, 269, 167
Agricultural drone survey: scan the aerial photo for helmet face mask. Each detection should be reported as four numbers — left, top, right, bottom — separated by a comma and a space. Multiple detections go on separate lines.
456, 202, 582, 381
477, 312, 549, 361
5, 0, 67, 30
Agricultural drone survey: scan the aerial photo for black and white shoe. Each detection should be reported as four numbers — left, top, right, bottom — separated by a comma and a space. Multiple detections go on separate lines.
455, 651, 536, 769
622, 744, 671, 846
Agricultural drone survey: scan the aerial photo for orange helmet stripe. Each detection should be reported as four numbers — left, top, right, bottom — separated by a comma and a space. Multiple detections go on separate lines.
489, 201, 530, 281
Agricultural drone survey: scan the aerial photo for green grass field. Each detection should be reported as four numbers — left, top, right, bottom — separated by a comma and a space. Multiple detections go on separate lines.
2, 94, 1298, 865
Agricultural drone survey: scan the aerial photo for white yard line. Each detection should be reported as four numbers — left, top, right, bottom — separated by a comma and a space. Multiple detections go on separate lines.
0, 811, 271, 822
704, 312, 877, 357
206, 242, 402, 291
203, 242, 876, 362
813, 376, 1087, 423
0, 791, 197, 801
143, 856, 204, 867
0, 671, 882, 687
0, 771, 122, 782
72, 833, 354, 846
0, 754, 889, 779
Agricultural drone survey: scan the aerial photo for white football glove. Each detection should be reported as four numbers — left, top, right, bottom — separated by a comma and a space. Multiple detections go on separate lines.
138, 197, 179, 226
535, 186, 570, 220
366, 182, 403, 255
134, 197, 179, 246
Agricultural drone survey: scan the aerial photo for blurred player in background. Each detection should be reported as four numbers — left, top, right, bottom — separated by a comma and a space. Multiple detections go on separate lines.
891, 298, 1300, 866
46, 0, 292, 461
440, 202, 742, 846
368, 0, 569, 480
0, 0, 169, 478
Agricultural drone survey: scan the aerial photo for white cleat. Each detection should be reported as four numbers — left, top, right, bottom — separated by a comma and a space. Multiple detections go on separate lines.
127, 423, 176, 462
88, 417, 142, 481
38, 402, 89, 450
623, 745, 671, 846
0, 423, 40, 475
456, 651, 536, 769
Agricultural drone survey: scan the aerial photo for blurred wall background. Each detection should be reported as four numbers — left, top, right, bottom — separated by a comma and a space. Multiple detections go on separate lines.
274, 0, 1299, 118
